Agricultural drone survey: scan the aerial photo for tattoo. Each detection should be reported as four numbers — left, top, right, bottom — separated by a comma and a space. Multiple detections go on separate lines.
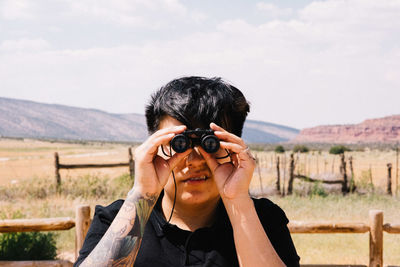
80, 190, 158, 267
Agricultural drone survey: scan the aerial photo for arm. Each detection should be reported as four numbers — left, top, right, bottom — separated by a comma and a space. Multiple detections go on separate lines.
223, 197, 286, 267
79, 190, 157, 267
201, 123, 287, 267
78, 125, 192, 267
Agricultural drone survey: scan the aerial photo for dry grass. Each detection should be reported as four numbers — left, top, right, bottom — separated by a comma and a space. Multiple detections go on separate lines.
0, 138, 133, 185
1, 138, 400, 265
250, 150, 400, 195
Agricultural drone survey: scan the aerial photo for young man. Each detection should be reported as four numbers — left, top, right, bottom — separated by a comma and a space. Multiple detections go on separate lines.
75, 76, 300, 267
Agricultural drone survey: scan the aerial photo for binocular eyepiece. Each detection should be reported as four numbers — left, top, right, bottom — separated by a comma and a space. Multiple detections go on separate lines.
170, 129, 220, 154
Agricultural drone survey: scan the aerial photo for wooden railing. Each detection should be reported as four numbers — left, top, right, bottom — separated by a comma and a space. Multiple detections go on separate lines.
1, 208, 399, 266
0, 205, 91, 267
54, 148, 135, 187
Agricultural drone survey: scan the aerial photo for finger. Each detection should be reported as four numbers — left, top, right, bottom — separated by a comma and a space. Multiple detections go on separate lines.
166, 148, 193, 170
231, 152, 239, 166
144, 133, 176, 156
210, 122, 226, 132
220, 142, 256, 162
144, 125, 186, 154
213, 131, 246, 147
219, 141, 245, 154
198, 146, 219, 173
148, 125, 186, 142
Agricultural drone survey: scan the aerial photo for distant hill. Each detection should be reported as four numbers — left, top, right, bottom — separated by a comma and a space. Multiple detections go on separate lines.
292, 115, 400, 143
0, 97, 299, 143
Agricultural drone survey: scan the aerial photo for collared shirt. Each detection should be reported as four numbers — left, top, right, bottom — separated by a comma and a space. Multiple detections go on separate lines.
75, 195, 300, 267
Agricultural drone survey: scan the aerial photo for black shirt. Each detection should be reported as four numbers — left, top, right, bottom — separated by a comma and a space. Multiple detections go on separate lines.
75, 196, 300, 267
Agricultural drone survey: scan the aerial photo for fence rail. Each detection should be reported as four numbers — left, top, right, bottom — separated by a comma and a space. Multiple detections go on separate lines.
0, 217, 75, 233
0, 209, 399, 266
54, 147, 135, 186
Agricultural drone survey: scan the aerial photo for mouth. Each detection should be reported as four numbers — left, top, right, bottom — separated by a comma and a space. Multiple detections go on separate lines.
183, 175, 209, 183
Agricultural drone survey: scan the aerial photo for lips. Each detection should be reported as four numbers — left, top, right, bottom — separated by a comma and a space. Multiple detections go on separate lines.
183, 174, 209, 183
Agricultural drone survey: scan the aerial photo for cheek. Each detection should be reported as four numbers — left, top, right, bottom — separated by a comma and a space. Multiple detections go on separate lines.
163, 174, 176, 197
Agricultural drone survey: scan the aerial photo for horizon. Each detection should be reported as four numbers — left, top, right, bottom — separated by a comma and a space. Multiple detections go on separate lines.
2, 95, 399, 131
1, 0, 400, 128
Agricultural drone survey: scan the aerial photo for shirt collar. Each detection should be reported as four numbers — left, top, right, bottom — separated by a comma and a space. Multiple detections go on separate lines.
150, 191, 231, 238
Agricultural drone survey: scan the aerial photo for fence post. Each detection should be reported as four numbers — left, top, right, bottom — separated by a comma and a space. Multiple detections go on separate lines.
340, 154, 348, 194
128, 147, 135, 181
276, 156, 281, 194
349, 156, 356, 192
75, 205, 91, 260
287, 153, 295, 195
255, 155, 264, 195
387, 163, 392, 195
369, 210, 383, 267
54, 152, 61, 189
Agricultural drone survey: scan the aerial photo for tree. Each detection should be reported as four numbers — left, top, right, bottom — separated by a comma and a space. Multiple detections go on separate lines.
329, 145, 351, 155
293, 145, 309, 153
274, 145, 285, 153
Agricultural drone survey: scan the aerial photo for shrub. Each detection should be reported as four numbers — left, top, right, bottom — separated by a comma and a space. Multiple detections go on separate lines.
274, 145, 285, 153
310, 182, 328, 197
0, 232, 57, 260
329, 145, 351, 155
293, 145, 309, 153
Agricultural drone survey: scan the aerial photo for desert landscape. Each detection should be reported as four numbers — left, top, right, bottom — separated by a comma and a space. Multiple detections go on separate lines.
1, 137, 399, 265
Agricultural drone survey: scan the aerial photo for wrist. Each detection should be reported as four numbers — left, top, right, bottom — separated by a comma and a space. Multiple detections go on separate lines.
127, 186, 160, 201
222, 194, 252, 212
222, 196, 256, 226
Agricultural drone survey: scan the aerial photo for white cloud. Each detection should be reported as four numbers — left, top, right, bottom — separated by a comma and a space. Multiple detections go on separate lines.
65, 0, 194, 28
0, 0, 34, 20
1, 0, 400, 128
256, 2, 293, 18
0, 38, 50, 51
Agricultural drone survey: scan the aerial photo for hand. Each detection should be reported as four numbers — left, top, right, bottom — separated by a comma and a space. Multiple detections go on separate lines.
200, 123, 256, 200
133, 125, 192, 197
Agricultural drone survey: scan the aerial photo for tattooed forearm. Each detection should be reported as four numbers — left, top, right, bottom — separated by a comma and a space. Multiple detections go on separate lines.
79, 189, 158, 267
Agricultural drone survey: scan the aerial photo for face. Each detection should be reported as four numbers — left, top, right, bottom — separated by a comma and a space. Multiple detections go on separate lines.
158, 116, 230, 207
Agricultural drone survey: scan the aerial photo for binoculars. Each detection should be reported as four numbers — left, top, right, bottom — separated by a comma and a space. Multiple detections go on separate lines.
170, 129, 220, 154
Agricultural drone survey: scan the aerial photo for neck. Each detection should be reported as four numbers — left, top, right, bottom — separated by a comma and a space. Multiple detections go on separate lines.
161, 196, 220, 231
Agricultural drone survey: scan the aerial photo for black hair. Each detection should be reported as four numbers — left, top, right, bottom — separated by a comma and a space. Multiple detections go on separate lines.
145, 76, 250, 137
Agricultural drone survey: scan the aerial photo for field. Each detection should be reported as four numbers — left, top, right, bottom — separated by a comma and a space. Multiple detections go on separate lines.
1, 138, 400, 265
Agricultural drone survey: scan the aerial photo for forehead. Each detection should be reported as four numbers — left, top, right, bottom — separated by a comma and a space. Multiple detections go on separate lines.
158, 115, 184, 129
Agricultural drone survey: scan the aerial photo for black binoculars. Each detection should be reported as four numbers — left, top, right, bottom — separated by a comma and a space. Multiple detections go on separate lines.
170, 129, 220, 154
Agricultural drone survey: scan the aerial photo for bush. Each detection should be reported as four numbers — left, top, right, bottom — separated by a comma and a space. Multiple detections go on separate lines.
274, 145, 285, 153
0, 232, 57, 260
310, 182, 328, 197
329, 145, 351, 155
293, 145, 309, 153
0, 173, 134, 202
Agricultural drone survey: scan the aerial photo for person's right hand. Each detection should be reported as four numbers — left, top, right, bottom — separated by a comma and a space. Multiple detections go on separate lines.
132, 125, 192, 197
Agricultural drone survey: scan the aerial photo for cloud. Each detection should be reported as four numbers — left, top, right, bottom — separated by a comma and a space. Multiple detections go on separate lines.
0, 38, 50, 51
0, 0, 35, 20
64, 0, 193, 28
256, 2, 293, 18
1, 0, 399, 128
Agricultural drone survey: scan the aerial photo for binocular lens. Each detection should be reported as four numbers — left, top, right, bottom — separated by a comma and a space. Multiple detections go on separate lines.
201, 135, 219, 153
171, 135, 189, 153
170, 131, 220, 154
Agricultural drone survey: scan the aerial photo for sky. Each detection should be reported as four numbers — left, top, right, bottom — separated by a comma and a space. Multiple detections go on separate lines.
1, 0, 399, 129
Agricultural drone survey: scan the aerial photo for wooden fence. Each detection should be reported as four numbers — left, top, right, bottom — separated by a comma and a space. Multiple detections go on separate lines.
54, 148, 135, 187
0, 205, 91, 267
266, 151, 398, 197
1, 208, 399, 266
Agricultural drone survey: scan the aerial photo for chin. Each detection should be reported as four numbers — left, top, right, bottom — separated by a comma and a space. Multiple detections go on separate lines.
179, 191, 219, 206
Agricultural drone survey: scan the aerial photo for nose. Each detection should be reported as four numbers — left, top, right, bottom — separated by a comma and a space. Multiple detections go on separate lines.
186, 146, 206, 167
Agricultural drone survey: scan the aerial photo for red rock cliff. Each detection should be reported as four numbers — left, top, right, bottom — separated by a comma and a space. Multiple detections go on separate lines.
292, 115, 400, 143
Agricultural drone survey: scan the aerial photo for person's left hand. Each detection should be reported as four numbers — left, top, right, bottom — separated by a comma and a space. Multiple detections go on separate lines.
199, 123, 256, 200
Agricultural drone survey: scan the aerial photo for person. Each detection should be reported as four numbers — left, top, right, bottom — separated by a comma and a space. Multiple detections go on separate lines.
74, 76, 300, 267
